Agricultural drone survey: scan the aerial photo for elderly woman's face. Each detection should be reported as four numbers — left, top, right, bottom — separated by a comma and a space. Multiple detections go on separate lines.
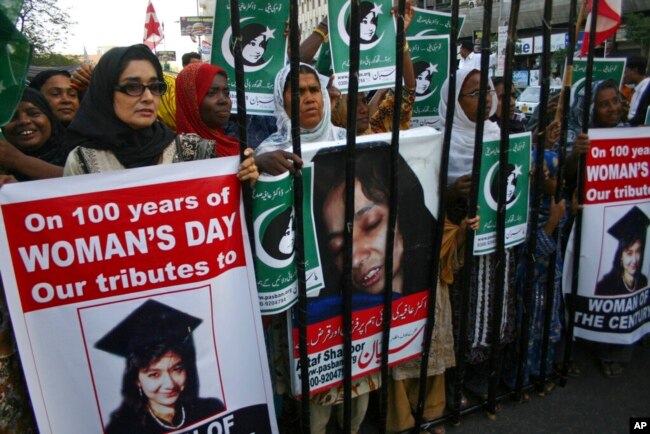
459, 71, 492, 122
283, 72, 323, 130
594, 87, 622, 128
2, 101, 52, 153
113, 60, 161, 129
137, 351, 186, 408
323, 179, 404, 294
360, 12, 377, 41
200, 74, 232, 129
242, 35, 265, 64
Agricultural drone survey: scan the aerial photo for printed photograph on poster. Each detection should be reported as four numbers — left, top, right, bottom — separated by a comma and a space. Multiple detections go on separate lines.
595, 205, 650, 296
80, 290, 226, 433
288, 128, 442, 395
328, 0, 397, 92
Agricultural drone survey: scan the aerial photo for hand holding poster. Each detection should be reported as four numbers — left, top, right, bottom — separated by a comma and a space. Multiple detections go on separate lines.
564, 127, 650, 344
210, 0, 288, 115
0, 159, 277, 433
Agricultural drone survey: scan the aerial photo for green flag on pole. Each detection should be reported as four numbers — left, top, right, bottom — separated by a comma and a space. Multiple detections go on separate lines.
0, 0, 32, 126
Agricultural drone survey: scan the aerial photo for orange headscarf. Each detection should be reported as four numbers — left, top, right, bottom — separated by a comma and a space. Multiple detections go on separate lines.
175, 63, 239, 156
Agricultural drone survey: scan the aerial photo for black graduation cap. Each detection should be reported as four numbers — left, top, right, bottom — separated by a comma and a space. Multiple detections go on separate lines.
607, 206, 650, 243
95, 299, 202, 358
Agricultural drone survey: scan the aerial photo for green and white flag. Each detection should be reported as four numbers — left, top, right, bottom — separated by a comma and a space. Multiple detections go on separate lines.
328, 0, 397, 93
407, 7, 465, 38
0, 1, 31, 126
474, 133, 531, 255
210, 0, 288, 115
408, 35, 449, 129
252, 171, 324, 314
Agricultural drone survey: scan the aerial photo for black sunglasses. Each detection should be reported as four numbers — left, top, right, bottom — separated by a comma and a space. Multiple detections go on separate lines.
114, 82, 167, 96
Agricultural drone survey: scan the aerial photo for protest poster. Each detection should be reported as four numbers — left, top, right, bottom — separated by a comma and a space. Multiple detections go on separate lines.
0, 158, 277, 434
210, 0, 288, 115
328, 0, 398, 93
284, 127, 442, 395
180, 16, 214, 36
252, 171, 324, 314
563, 127, 650, 344
408, 35, 449, 128
474, 133, 531, 255
407, 7, 465, 38
571, 57, 626, 99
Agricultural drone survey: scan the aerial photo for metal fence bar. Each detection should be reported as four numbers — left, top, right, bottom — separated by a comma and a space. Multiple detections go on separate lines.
563, 0, 598, 391
535, 0, 555, 394
342, 0, 362, 430
412, 0, 459, 430
379, 0, 407, 431
285, 1, 311, 432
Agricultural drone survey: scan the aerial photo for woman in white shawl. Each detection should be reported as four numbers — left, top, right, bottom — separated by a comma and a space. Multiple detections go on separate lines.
439, 67, 499, 189
255, 63, 346, 175
438, 68, 516, 400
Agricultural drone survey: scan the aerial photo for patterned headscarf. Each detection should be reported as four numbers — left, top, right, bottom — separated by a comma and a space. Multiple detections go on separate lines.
175, 63, 239, 156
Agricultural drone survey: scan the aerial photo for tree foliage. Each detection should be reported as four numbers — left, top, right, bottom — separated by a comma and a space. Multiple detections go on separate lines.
30, 52, 79, 67
16, 0, 76, 56
623, 12, 650, 67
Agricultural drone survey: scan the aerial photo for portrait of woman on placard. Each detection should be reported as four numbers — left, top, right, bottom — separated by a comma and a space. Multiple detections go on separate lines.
309, 145, 435, 320
346, 1, 382, 44
414, 61, 435, 97
237, 23, 273, 67
96, 299, 224, 434
261, 206, 295, 261
596, 206, 650, 296
489, 163, 520, 206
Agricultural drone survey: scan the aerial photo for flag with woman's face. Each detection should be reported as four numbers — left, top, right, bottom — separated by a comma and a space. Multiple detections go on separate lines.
210, 0, 288, 115
328, 0, 397, 93
474, 133, 531, 255
408, 35, 449, 128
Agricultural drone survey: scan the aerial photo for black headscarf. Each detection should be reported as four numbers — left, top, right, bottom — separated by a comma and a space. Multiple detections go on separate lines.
65, 44, 175, 168
28, 69, 72, 91
18, 88, 71, 168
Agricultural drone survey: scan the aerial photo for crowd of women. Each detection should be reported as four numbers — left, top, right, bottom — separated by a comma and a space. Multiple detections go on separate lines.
0, 1, 649, 432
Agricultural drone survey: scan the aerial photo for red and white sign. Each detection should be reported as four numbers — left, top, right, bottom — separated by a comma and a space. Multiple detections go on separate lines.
0, 158, 277, 434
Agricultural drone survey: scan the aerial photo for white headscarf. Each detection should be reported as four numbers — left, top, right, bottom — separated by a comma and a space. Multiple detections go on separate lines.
439, 68, 500, 184
256, 63, 346, 154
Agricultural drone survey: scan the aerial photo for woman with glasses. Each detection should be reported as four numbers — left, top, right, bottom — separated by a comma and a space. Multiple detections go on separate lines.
64, 44, 257, 182
439, 68, 517, 402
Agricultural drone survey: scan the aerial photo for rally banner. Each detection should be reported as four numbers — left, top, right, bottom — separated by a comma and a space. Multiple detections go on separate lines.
0, 158, 277, 434
156, 50, 176, 62
328, 0, 398, 93
180, 16, 214, 36
407, 35, 449, 129
287, 127, 443, 395
252, 171, 324, 314
474, 133, 531, 255
563, 127, 650, 344
407, 7, 465, 38
211, 0, 288, 115
571, 57, 626, 98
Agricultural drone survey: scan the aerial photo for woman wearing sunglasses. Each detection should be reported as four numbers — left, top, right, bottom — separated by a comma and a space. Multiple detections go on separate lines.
64, 44, 257, 182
